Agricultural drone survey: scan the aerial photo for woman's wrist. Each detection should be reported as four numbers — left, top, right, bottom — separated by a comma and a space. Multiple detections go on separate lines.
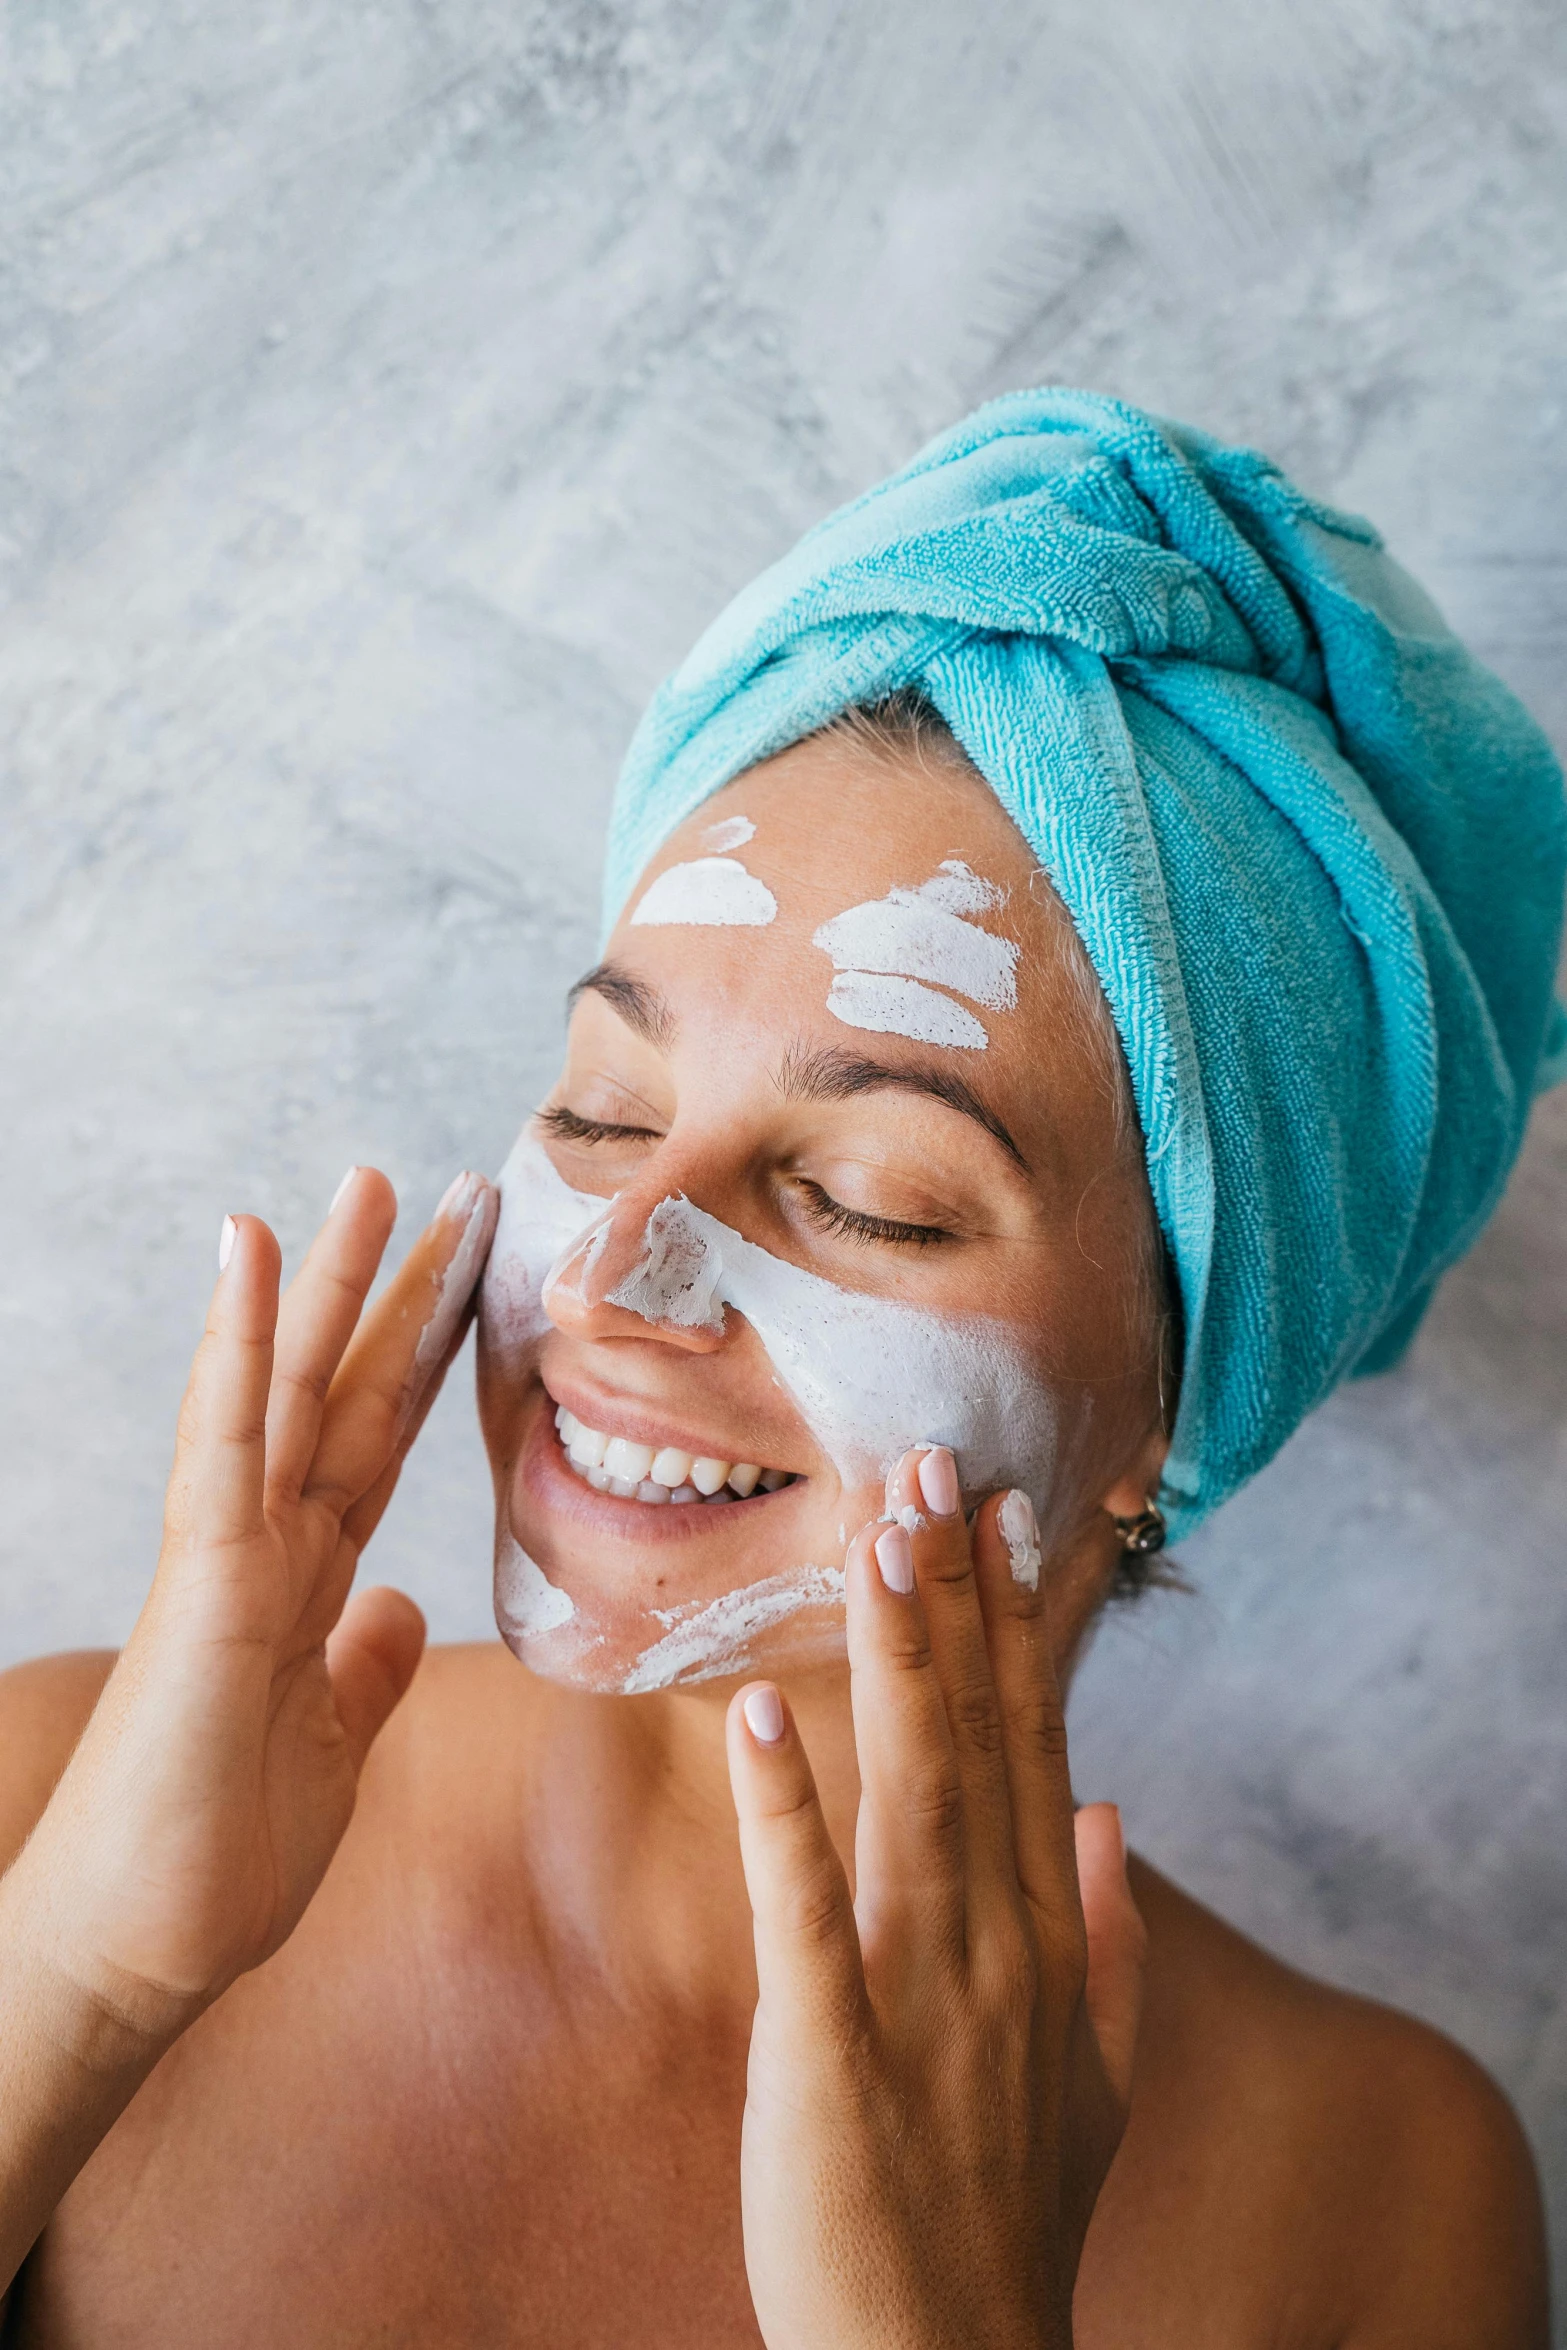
0, 1850, 186, 2292
9, 1893, 194, 2075
1, 1778, 210, 2066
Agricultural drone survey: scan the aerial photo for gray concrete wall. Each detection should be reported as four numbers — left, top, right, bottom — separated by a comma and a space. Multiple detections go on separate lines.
4, 0, 1566, 2310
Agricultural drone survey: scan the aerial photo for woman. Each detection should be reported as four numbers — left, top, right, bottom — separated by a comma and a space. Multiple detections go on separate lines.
1, 389, 1562, 2345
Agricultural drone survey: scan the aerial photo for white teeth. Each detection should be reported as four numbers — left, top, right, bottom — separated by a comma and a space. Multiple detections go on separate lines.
552, 1405, 795, 1505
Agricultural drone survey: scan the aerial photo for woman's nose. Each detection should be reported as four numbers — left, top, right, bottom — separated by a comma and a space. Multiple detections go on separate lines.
542, 1183, 730, 1354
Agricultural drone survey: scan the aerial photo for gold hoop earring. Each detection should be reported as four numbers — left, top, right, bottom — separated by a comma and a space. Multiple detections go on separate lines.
1112, 1500, 1167, 1556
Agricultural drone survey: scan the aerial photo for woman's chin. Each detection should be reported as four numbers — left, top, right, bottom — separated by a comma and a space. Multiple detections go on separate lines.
491, 1393, 866, 1695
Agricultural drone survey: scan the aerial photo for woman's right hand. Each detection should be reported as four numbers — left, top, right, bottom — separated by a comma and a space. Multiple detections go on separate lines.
4, 1165, 496, 2057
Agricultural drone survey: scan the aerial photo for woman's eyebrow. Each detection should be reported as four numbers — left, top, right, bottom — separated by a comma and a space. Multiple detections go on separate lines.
775, 1041, 1031, 1176
566, 961, 674, 1047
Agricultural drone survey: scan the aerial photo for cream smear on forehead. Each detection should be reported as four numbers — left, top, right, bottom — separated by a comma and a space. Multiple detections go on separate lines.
814, 859, 1019, 1051
631, 855, 776, 926
484, 1132, 1058, 1503
702, 814, 755, 852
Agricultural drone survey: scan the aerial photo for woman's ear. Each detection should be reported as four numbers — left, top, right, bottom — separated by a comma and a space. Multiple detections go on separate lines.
1098, 1424, 1171, 1526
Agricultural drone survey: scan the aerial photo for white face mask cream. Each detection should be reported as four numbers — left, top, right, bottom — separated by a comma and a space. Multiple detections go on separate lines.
814, 859, 1018, 1050
399, 1172, 499, 1437
631, 855, 776, 927
620, 1564, 848, 1694
479, 1131, 1064, 1691
702, 813, 756, 852
998, 1487, 1043, 1591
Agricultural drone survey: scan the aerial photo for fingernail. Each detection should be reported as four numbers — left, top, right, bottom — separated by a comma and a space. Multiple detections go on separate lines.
218, 1215, 237, 1272
874, 1523, 915, 1595
999, 1489, 1042, 1591
330, 1167, 358, 1213
435, 1170, 478, 1222
917, 1444, 960, 1520
743, 1685, 786, 1745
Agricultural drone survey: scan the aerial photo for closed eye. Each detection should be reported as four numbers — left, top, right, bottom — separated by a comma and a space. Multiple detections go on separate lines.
795, 1177, 955, 1250
541, 1108, 954, 1246
536, 1103, 663, 1147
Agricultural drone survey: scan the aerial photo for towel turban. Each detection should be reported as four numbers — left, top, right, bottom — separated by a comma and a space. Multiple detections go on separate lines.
601, 389, 1567, 1536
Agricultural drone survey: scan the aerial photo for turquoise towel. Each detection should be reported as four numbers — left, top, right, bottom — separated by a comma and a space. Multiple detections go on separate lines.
602, 390, 1567, 1535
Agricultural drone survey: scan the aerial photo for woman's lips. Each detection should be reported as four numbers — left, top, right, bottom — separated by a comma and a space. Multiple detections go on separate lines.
541, 1369, 806, 1482
553, 1403, 795, 1503
516, 1392, 808, 1546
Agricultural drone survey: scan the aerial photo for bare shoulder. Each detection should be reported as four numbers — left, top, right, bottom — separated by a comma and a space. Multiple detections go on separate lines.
1079, 1858, 1548, 2349
0, 1650, 116, 1874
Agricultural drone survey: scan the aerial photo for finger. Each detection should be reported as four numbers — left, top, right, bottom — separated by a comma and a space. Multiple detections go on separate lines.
844, 1515, 967, 1961
881, 1446, 1018, 1904
726, 1682, 867, 2043
302, 1174, 498, 1517
1075, 1804, 1146, 2114
325, 1584, 428, 1774
264, 1167, 398, 1504
971, 1487, 1078, 1925
338, 1254, 482, 1557
162, 1215, 283, 1562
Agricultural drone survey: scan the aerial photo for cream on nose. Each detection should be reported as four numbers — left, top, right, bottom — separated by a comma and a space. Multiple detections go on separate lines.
541, 1188, 728, 1340
539, 1197, 619, 1324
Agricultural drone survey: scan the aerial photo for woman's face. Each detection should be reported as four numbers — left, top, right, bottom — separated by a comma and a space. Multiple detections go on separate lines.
477, 731, 1167, 1695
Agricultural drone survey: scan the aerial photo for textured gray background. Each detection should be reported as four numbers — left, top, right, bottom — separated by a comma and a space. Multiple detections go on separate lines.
4, 0, 1566, 2309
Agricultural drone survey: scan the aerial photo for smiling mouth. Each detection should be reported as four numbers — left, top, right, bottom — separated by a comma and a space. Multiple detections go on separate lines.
553, 1404, 800, 1507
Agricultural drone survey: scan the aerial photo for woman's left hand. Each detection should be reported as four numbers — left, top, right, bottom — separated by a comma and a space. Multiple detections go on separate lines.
726, 1447, 1146, 2350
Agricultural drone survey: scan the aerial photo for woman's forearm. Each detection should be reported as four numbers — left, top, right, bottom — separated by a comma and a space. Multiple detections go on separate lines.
0, 1844, 177, 2294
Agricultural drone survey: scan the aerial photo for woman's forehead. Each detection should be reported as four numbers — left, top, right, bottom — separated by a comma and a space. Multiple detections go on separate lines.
597, 735, 1112, 1162
626, 734, 1052, 940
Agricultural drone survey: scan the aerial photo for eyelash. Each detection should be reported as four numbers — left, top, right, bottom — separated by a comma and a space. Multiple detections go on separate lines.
795, 1180, 955, 1251
538, 1108, 955, 1250
537, 1104, 662, 1146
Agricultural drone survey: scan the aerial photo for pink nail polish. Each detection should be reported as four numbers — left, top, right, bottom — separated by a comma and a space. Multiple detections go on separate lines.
917, 1445, 960, 1519
218, 1215, 237, 1272
874, 1524, 915, 1595
330, 1167, 358, 1213
743, 1685, 785, 1745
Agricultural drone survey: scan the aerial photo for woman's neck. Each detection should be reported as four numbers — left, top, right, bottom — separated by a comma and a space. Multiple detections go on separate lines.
484, 1653, 863, 2012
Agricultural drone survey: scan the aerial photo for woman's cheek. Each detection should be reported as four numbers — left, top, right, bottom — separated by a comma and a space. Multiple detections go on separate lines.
473, 1131, 1075, 1693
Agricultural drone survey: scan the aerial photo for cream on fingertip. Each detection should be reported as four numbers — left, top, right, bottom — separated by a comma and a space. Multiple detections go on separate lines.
743, 1685, 786, 1745
330, 1166, 359, 1213
218, 1215, 237, 1272
435, 1169, 479, 1222
874, 1523, 915, 1595
917, 1444, 961, 1519
999, 1488, 1042, 1590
